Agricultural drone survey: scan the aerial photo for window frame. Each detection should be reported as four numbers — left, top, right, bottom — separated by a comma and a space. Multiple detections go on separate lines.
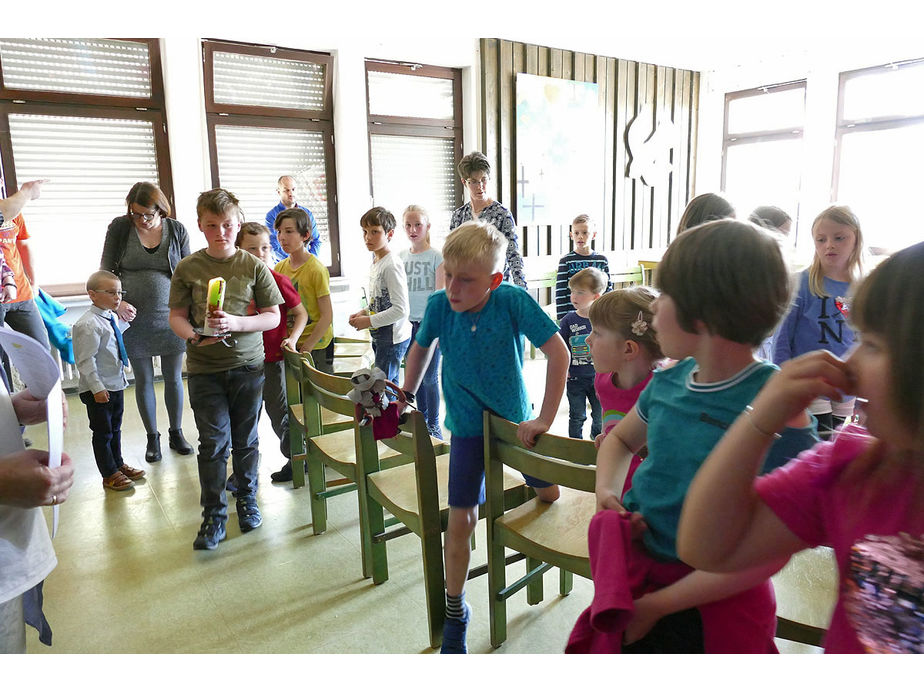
0, 38, 173, 296
720, 80, 806, 239
202, 39, 340, 275
832, 58, 924, 202
364, 59, 463, 205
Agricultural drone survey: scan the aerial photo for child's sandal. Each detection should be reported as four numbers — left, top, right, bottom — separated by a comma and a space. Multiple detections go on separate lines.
103, 471, 135, 491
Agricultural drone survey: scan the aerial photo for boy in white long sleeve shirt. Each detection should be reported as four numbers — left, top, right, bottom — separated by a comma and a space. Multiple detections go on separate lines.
348, 207, 411, 385
73, 270, 145, 491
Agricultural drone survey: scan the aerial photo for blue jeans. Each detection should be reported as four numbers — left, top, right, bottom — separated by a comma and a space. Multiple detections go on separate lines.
566, 374, 602, 440
188, 364, 264, 522
371, 337, 411, 387
410, 321, 441, 438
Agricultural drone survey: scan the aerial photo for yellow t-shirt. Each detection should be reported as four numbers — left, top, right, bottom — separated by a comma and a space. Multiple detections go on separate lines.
274, 254, 334, 350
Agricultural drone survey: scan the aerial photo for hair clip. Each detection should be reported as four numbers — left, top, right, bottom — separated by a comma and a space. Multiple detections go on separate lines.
631, 311, 649, 336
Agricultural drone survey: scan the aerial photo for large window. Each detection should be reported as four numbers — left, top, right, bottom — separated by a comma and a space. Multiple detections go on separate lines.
365, 60, 462, 245
834, 59, 924, 255
0, 38, 172, 295
202, 40, 340, 273
722, 82, 806, 237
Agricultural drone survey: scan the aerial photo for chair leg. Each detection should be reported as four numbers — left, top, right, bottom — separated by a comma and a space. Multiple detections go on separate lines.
290, 431, 306, 489
305, 451, 328, 534
357, 484, 388, 583
559, 569, 573, 596
526, 555, 544, 605
421, 529, 446, 649
487, 529, 508, 648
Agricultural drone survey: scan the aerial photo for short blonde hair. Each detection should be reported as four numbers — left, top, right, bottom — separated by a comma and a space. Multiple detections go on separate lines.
568, 267, 607, 294
588, 286, 664, 360
87, 269, 119, 292
572, 213, 592, 227
442, 220, 506, 274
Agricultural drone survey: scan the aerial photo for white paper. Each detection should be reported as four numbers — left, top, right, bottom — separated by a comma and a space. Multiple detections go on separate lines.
0, 326, 61, 398
0, 326, 64, 536
45, 380, 63, 537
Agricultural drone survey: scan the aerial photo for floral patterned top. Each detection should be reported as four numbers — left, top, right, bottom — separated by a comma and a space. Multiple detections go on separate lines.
449, 201, 526, 288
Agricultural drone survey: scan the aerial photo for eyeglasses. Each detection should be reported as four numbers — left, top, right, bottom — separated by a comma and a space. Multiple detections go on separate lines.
95, 289, 126, 297
129, 211, 157, 222
465, 177, 489, 189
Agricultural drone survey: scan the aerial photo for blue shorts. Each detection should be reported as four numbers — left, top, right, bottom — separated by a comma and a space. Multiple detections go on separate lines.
448, 434, 552, 508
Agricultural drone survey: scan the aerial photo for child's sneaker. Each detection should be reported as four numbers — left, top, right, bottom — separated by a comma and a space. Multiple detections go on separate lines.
119, 464, 145, 480
102, 471, 134, 492
193, 517, 226, 550
440, 602, 471, 654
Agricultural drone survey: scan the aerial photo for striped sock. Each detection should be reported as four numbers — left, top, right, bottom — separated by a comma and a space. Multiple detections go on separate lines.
446, 591, 465, 620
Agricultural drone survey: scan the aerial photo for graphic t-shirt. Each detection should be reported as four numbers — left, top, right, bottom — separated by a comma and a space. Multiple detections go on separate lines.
558, 311, 594, 378
0, 214, 33, 302
756, 425, 924, 653
400, 247, 442, 322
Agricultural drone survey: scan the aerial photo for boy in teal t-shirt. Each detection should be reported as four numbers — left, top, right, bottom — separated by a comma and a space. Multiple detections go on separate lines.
403, 220, 570, 653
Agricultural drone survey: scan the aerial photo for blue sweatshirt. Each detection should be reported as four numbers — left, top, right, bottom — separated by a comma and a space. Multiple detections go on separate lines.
773, 270, 855, 364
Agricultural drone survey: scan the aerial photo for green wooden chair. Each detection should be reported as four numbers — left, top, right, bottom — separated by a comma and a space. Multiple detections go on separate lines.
610, 265, 644, 288
282, 347, 353, 490
356, 410, 525, 649
483, 411, 597, 648
637, 259, 659, 286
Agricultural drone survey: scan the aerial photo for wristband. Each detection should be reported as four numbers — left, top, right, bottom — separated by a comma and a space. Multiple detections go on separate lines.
744, 405, 781, 440
402, 390, 416, 404
187, 334, 202, 347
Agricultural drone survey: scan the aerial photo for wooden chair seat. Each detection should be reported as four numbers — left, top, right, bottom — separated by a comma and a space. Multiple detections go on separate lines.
310, 427, 404, 470
368, 454, 526, 519
494, 486, 595, 578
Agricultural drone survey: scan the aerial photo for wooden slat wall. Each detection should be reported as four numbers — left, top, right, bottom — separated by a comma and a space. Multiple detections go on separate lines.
479, 38, 699, 272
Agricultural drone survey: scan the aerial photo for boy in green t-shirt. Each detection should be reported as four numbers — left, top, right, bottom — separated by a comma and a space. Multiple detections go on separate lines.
169, 188, 282, 551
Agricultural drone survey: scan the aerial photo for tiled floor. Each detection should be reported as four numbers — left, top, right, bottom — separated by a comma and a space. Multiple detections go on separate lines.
23, 358, 835, 654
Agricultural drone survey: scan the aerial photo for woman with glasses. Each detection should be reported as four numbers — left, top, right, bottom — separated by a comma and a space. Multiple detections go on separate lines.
101, 182, 192, 462
449, 151, 526, 288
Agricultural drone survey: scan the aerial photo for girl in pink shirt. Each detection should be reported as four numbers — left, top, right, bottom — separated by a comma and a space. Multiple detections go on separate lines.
678, 240, 924, 653
585, 286, 664, 495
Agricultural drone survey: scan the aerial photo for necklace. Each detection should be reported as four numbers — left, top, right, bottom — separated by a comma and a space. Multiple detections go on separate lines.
468, 311, 483, 333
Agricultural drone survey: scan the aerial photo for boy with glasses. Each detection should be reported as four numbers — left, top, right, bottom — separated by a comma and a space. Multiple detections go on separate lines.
73, 270, 145, 492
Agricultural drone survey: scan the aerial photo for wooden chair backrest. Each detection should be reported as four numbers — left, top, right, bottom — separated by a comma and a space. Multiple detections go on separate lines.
483, 412, 596, 492
610, 265, 644, 287
301, 356, 356, 418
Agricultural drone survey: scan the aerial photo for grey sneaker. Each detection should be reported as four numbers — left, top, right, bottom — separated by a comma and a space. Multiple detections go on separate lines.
236, 495, 263, 533
193, 517, 226, 550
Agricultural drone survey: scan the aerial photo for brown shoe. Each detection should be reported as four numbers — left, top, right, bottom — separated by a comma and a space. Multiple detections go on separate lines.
103, 471, 135, 491
119, 464, 145, 480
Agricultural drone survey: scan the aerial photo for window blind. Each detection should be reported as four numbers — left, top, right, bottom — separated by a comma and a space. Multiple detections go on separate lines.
0, 38, 152, 98
367, 70, 454, 120
214, 124, 331, 266
7, 113, 160, 287
212, 51, 325, 111
370, 134, 457, 239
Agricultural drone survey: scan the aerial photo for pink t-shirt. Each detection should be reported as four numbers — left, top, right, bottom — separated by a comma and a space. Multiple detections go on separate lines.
755, 425, 924, 653
595, 371, 652, 495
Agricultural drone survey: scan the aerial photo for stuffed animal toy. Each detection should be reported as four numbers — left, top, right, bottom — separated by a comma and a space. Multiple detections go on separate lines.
347, 367, 390, 426
347, 367, 412, 438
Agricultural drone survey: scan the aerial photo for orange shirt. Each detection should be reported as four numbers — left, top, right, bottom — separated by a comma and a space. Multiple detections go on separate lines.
0, 214, 33, 302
